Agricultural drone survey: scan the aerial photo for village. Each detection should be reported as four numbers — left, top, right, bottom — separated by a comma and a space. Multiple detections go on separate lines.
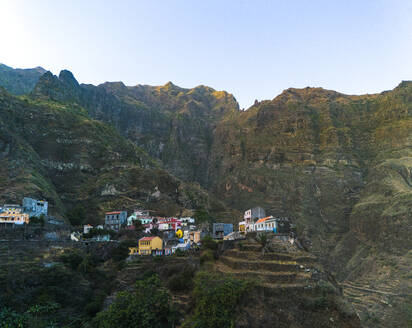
0, 198, 294, 257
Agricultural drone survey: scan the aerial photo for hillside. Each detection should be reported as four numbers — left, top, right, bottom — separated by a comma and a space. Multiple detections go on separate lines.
1, 65, 412, 326
0, 84, 229, 225
208, 84, 412, 326
31, 70, 240, 186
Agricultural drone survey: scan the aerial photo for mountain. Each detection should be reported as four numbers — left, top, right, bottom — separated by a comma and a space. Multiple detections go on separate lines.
0, 84, 229, 225
1, 65, 412, 326
208, 84, 412, 326
0, 63, 46, 95
30, 70, 240, 186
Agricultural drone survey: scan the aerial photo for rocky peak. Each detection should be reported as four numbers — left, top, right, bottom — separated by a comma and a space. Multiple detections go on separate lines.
31, 70, 81, 103
59, 70, 79, 87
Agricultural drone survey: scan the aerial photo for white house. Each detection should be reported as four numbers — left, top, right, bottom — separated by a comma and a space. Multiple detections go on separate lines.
253, 216, 279, 232
244, 207, 266, 232
83, 224, 93, 234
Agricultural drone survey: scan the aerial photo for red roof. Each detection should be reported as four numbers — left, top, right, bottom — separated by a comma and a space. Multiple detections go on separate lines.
106, 211, 122, 215
255, 216, 271, 224
139, 236, 156, 241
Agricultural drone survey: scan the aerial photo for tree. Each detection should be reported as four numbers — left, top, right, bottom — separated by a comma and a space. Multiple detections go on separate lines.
28, 215, 45, 226
94, 275, 177, 328
66, 205, 86, 226
193, 208, 211, 224
256, 233, 269, 255
132, 219, 144, 232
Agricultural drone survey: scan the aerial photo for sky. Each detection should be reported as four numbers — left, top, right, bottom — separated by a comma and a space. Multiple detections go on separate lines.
1, 0, 412, 109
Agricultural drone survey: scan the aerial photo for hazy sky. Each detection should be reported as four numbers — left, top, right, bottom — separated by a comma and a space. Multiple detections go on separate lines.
1, 0, 411, 108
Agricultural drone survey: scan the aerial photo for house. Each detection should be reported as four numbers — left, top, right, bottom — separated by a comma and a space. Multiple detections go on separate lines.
0, 205, 29, 225
254, 216, 275, 232
172, 242, 190, 252
253, 216, 291, 234
83, 224, 93, 234
238, 221, 246, 233
105, 211, 127, 231
92, 234, 111, 242
138, 236, 163, 255
70, 232, 81, 241
129, 247, 139, 255
127, 210, 152, 226
244, 207, 266, 232
158, 218, 182, 231
180, 217, 195, 227
189, 230, 201, 244
212, 223, 233, 239
22, 197, 48, 217
224, 231, 245, 240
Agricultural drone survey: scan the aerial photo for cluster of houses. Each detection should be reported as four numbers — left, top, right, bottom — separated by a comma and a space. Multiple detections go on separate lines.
238, 206, 291, 235
0, 197, 48, 228
75, 205, 292, 256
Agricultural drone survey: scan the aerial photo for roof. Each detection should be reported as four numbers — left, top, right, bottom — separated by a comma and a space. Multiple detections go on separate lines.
255, 216, 272, 224
106, 211, 122, 215
139, 236, 160, 241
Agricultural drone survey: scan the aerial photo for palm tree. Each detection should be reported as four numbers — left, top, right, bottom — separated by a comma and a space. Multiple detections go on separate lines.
256, 233, 269, 255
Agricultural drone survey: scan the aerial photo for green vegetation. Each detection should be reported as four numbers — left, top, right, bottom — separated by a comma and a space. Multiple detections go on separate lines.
29, 215, 45, 226
184, 271, 250, 328
94, 275, 177, 328
67, 205, 87, 226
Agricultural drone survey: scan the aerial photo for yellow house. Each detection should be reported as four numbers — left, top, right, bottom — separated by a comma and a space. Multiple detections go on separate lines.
138, 236, 163, 255
238, 221, 246, 233
0, 206, 29, 225
129, 247, 139, 255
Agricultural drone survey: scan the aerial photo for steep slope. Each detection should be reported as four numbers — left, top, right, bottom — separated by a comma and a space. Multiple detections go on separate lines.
0, 86, 227, 224
208, 84, 412, 327
30, 70, 240, 185
216, 237, 361, 328
0, 64, 46, 95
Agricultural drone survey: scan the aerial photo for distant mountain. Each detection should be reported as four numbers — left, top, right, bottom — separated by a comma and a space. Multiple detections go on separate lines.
0, 63, 46, 95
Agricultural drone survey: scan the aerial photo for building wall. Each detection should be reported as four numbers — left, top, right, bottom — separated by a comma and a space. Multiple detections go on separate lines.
0, 210, 29, 225
23, 198, 48, 217
138, 237, 163, 255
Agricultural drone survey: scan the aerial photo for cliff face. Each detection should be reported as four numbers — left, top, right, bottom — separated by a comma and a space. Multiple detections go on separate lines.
31, 72, 240, 186
0, 85, 228, 224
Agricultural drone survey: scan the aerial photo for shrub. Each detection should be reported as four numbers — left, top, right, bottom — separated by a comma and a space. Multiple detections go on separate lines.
93, 275, 177, 328
59, 249, 84, 270
201, 236, 217, 251
186, 271, 250, 328
29, 215, 45, 226
174, 248, 186, 257
109, 240, 136, 262
67, 205, 86, 226
167, 267, 195, 292
200, 250, 214, 265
